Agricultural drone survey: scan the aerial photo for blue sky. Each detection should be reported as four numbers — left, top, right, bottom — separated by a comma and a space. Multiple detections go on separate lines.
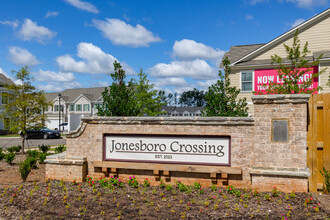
0, 0, 329, 94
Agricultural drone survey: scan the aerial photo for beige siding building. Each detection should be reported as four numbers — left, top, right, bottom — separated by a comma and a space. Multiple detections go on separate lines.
224, 8, 330, 114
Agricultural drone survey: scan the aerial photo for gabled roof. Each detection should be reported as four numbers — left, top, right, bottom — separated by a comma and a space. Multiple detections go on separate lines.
45, 87, 105, 103
227, 8, 330, 67
0, 73, 14, 86
221, 44, 265, 67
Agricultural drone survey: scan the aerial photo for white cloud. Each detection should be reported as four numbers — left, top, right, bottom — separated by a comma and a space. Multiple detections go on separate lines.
149, 59, 217, 80
250, 0, 267, 4
18, 19, 57, 43
197, 79, 218, 90
0, 20, 19, 29
35, 69, 75, 82
291, 18, 305, 28
64, 0, 99, 13
45, 11, 59, 18
172, 39, 224, 61
155, 77, 189, 87
245, 15, 254, 20
90, 81, 109, 87
92, 18, 161, 47
56, 42, 134, 75
38, 81, 83, 92
8, 46, 40, 66
285, 0, 327, 8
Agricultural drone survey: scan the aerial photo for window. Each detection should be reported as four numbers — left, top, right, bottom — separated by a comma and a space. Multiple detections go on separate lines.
55, 105, 59, 112
83, 104, 90, 112
241, 71, 253, 91
76, 104, 82, 111
2, 92, 8, 104
69, 104, 74, 112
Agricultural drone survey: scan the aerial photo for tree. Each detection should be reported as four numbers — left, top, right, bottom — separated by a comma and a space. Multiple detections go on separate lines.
2, 66, 50, 154
204, 57, 248, 117
133, 69, 164, 116
97, 61, 139, 116
179, 88, 206, 107
257, 30, 324, 94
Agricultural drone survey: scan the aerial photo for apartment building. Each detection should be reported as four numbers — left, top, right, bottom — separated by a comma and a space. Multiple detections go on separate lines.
223, 8, 330, 114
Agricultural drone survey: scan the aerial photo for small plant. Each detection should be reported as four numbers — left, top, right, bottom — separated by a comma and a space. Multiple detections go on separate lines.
38, 144, 50, 153
159, 179, 166, 188
264, 194, 271, 201
143, 178, 150, 187
18, 158, 32, 181
272, 186, 280, 197
128, 176, 139, 188
4, 152, 15, 165
27, 150, 39, 158
176, 181, 188, 192
320, 167, 330, 193
55, 145, 66, 154
38, 153, 48, 164
253, 188, 260, 197
289, 192, 296, 199
193, 182, 202, 190
211, 184, 217, 192
165, 184, 173, 191
7, 145, 21, 153
26, 157, 38, 169
109, 176, 123, 187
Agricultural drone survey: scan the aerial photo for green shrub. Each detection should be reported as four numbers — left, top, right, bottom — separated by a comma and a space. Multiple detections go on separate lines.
128, 176, 139, 188
55, 145, 66, 154
7, 145, 21, 153
27, 150, 39, 158
38, 144, 50, 153
38, 152, 48, 164
4, 152, 15, 165
19, 159, 32, 181
26, 157, 37, 169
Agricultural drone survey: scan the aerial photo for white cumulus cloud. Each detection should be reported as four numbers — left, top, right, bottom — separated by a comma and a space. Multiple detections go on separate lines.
64, 0, 99, 13
92, 18, 161, 47
155, 77, 189, 87
35, 69, 75, 82
286, 0, 328, 8
291, 18, 305, 28
197, 79, 218, 90
18, 19, 57, 43
173, 39, 225, 61
45, 11, 59, 18
56, 42, 134, 75
149, 59, 217, 80
8, 46, 40, 66
38, 81, 83, 92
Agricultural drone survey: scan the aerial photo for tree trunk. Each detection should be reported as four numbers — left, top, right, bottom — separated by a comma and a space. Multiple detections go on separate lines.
22, 137, 25, 155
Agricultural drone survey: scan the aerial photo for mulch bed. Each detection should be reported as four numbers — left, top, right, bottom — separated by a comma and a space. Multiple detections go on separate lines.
0, 155, 329, 219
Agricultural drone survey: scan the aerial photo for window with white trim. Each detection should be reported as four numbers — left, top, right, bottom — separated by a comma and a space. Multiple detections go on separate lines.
83, 104, 90, 112
241, 71, 253, 91
69, 104, 74, 112
76, 104, 82, 111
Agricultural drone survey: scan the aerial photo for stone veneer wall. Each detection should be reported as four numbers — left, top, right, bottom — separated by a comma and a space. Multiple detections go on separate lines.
65, 117, 254, 188
251, 94, 310, 192
45, 94, 311, 192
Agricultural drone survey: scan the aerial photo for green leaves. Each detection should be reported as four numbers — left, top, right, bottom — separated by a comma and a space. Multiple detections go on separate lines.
98, 62, 163, 117
262, 30, 324, 94
204, 57, 248, 117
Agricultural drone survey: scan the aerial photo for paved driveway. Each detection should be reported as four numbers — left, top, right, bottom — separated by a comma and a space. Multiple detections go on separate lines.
0, 137, 66, 149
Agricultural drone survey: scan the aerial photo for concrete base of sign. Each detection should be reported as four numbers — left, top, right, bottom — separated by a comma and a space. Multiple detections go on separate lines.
45, 94, 311, 192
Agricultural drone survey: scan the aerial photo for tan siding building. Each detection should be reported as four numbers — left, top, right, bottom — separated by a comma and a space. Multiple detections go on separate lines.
224, 8, 330, 115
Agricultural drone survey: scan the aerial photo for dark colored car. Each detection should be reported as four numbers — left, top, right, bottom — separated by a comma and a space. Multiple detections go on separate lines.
22, 128, 61, 139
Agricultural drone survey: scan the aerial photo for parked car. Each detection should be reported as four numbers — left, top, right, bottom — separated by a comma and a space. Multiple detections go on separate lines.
21, 128, 61, 139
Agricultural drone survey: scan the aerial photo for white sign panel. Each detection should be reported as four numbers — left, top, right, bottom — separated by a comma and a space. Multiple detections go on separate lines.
104, 135, 231, 166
